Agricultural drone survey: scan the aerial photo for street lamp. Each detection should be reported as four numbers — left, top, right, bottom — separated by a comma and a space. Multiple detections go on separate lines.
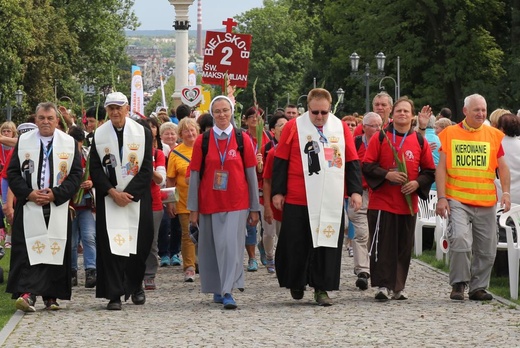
0, 90, 24, 121
378, 56, 401, 101
296, 94, 307, 115
350, 52, 386, 113
335, 88, 345, 114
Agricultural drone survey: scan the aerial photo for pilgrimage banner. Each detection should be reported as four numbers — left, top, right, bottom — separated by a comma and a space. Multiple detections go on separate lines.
131, 65, 144, 118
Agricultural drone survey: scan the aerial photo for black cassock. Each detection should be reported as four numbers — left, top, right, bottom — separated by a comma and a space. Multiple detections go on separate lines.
90, 124, 153, 301
6, 138, 82, 300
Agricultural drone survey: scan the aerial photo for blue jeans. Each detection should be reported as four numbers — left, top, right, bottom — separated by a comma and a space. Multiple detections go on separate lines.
246, 223, 257, 246
158, 206, 182, 257
71, 209, 96, 270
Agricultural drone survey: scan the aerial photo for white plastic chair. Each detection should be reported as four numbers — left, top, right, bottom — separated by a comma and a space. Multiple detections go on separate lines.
414, 190, 438, 256
498, 205, 520, 300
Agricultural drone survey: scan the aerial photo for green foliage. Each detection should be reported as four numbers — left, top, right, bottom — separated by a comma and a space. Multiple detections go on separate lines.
0, 0, 138, 119
0, 248, 15, 329
234, 0, 315, 113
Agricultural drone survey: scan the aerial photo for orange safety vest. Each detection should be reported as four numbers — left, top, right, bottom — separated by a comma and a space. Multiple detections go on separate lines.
440, 124, 504, 206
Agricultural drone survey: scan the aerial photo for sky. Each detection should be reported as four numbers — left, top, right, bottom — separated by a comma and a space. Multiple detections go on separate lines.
132, 0, 264, 31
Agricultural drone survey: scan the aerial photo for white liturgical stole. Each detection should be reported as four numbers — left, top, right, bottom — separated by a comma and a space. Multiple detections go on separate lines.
18, 129, 75, 265
297, 112, 345, 248
94, 118, 145, 257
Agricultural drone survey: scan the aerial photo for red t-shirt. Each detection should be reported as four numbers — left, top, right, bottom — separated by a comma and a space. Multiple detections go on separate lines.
363, 130, 435, 214
151, 149, 166, 212
355, 135, 369, 190
275, 118, 359, 206
190, 129, 257, 214
263, 147, 282, 221
0, 147, 14, 179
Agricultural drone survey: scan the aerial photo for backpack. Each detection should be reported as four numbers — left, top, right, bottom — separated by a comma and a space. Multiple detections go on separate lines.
199, 128, 245, 179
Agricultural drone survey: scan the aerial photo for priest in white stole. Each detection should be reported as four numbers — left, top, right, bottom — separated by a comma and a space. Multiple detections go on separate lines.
89, 92, 153, 311
272, 88, 363, 306
7, 102, 82, 310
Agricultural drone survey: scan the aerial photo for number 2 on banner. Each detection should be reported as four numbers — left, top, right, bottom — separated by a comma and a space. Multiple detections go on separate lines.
220, 47, 232, 66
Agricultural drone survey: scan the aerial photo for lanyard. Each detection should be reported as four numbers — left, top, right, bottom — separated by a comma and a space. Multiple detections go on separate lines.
316, 127, 328, 144
43, 142, 53, 159
213, 131, 231, 169
392, 128, 408, 152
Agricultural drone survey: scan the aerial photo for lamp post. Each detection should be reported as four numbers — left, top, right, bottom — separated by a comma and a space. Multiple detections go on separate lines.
296, 94, 307, 115
349, 52, 386, 113
335, 88, 345, 114
0, 90, 24, 121
378, 56, 401, 101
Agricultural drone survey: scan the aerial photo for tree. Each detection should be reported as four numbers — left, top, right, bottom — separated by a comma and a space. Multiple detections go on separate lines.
310, 0, 507, 119
234, 0, 315, 113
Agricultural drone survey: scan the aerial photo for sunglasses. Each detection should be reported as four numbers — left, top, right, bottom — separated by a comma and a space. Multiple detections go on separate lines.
346, 123, 356, 127
309, 109, 329, 116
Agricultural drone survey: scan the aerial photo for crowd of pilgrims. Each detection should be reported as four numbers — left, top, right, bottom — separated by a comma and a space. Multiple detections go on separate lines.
3, 88, 515, 311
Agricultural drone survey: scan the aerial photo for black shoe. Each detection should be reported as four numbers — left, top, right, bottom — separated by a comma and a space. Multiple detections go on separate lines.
450, 282, 466, 301
469, 289, 493, 301
290, 288, 304, 300
131, 288, 146, 305
44, 298, 60, 310
355, 272, 369, 290
85, 269, 97, 288
106, 299, 122, 310
71, 269, 78, 287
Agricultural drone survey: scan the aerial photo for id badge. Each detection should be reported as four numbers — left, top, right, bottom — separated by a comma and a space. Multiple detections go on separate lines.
213, 170, 229, 191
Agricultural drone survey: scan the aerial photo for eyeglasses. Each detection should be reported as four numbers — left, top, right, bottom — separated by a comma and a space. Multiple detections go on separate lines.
346, 123, 356, 127
309, 109, 329, 116
364, 124, 382, 129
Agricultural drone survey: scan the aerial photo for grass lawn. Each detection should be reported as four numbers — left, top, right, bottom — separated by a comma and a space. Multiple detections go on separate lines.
416, 249, 520, 306
0, 248, 15, 329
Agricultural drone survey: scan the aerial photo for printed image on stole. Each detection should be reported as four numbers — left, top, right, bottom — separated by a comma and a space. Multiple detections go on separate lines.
297, 112, 345, 248
19, 130, 75, 265
94, 118, 145, 256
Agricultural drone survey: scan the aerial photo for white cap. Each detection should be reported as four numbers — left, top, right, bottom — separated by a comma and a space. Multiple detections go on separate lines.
17, 123, 37, 134
104, 92, 128, 107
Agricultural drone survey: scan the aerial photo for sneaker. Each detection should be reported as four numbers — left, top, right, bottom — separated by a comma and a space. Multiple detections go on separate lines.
15, 293, 36, 312
184, 268, 196, 282
258, 242, 267, 265
131, 288, 146, 305
266, 259, 275, 274
213, 294, 224, 303
44, 298, 60, 310
170, 254, 181, 266
355, 272, 369, 291
247, 258, 258, 272
85, 269, 96, 288
160, 255, 170, 267
290, 288, 304, 300
71, 269, 78, 287
144, 278, 156, 290
314, 290, 333, 306
450, 282, 466, 301
223, 293, 237, 309
469, 289, 493, 301
348, 247, 354, 257
3, 242, 11, 249
392, 290, 408, 300
106, 299, 122, 310
375, 287, 390, 301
